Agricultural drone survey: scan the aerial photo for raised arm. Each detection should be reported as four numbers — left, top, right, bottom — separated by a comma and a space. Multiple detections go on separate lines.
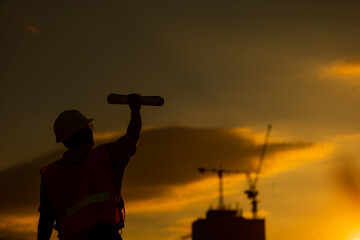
126, 94, 142, 143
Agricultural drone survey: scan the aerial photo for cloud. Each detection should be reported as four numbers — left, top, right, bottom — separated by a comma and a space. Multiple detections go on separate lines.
320, 59, 360, 87
123, 127, 313, 201
1, 126, 332, 240
0, 151, 62, 215
0, 215, 38, 240
335, 157, 360, 207
330, 134, 360, 213
93, 130, 124, 141
0, 126, 316, 218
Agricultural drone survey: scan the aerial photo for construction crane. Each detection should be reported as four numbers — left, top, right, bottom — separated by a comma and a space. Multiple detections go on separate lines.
198, 167, 242, 210
245, 124, 272, 219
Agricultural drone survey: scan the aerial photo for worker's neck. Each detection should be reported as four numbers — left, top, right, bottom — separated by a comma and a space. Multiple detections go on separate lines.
59, 145, 91, 165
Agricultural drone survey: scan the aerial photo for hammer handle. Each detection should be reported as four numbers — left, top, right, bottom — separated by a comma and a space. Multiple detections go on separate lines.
107, 94, 164, 106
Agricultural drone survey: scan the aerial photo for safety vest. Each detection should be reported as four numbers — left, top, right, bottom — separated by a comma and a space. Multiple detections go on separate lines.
41, 144, 122, 239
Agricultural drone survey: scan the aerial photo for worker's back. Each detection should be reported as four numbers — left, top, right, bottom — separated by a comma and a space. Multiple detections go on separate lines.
41, 144, 121, 239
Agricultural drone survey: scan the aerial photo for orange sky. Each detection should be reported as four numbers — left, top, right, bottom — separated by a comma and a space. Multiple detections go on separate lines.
1, 1, 360, 240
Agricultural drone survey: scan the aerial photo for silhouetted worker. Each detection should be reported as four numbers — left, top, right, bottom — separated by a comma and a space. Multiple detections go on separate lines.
37, 94, 142, 240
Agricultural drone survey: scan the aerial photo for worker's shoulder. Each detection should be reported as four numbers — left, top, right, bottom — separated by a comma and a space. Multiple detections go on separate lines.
107, 135, 137, 158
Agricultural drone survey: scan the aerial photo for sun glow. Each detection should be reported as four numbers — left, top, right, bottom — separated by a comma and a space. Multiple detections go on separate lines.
0, 215, 38, 232
93, 130, 123, 141
324, 60, 360, 76
320, 60, 360, 87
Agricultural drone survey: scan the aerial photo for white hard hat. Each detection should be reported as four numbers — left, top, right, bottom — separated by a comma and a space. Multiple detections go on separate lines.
54, 110, 94, 142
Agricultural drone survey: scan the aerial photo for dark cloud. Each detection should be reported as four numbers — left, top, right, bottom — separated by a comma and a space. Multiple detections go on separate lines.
0, 151, 62, 215
124, 127, 312, 200
0, 227, 35, 240
333, 155, 360, 208
0, 127, 312, 215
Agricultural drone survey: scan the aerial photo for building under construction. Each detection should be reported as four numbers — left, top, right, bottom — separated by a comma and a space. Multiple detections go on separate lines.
192, 125, 271, 240
192, 209, 265, 240
194, 168, 266, 240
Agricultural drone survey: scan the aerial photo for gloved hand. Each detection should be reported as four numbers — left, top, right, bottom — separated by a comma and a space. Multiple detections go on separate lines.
127, 93, 141, 112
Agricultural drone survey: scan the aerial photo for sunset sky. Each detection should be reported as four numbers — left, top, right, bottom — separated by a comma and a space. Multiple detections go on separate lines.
1, 0, 360, 240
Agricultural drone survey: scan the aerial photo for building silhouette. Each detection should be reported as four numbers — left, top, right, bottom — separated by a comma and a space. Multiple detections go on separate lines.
192, 209, 265, 240
193, 125, 271, 240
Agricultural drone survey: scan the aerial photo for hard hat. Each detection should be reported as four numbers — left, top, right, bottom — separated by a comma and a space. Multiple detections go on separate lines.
54, 110, 94, 142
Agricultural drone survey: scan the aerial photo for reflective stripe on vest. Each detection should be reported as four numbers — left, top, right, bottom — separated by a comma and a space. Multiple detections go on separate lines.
66, 191, 111, 217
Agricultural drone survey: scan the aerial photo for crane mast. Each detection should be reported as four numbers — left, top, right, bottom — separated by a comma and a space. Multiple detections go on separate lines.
245, 124, 272, 219
198, 125, 272, 219
198, 167, 241, 210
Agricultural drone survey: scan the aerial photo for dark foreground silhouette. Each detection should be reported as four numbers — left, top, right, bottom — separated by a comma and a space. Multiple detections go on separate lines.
37, 94, 142, 240
193, 209, 265, 240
